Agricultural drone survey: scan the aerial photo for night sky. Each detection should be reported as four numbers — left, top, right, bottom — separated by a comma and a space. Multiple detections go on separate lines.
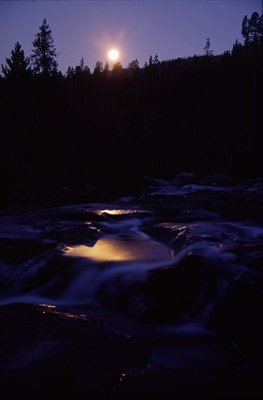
0, 0, 262, 73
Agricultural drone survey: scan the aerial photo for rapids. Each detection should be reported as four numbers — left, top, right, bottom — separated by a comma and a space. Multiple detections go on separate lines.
0, 174, 263, 397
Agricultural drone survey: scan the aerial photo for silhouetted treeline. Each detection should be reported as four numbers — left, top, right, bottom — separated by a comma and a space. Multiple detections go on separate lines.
0, 28, 262, 199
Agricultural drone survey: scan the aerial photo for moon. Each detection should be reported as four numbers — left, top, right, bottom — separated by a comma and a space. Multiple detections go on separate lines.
108, 48, 119, 62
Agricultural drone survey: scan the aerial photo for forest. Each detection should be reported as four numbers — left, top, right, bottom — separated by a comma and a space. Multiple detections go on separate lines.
0, 13, 262, 203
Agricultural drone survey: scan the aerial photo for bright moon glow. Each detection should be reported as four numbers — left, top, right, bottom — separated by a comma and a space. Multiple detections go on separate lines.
108, 48, 119, 61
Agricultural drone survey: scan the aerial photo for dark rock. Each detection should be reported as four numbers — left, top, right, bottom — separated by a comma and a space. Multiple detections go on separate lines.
0, 238, 55, 264
0, 303, 150, 397
209, 279, 263, 368
43, 220, 99, 245
140, 254, 219, 324
114, 364, 262, 399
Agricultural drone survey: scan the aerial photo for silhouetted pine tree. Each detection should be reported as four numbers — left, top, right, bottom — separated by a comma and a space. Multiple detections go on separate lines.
204, 38, 214, 56
93, 60, 103, 75
75, 58, 90, 76
66, 66, 74, 78
79, 57, 85, 71
127, 59, 140, 70
112, 61, 122, 71
31, 18, 58, 76
103, 62, 110, 74
1, 42, 31, 79
242, 12, 263, 45
231, 39, 243, 55
153, 54, 160, 64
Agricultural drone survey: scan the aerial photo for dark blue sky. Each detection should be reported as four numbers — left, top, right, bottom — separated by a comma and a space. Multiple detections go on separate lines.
0, 0, 261, 73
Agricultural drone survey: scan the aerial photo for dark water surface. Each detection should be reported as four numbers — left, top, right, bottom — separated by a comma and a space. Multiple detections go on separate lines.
1, 175, 263, 397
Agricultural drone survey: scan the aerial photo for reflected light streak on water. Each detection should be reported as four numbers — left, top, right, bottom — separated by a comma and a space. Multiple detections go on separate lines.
94, 209, 146, 216
65, 235, 173, 263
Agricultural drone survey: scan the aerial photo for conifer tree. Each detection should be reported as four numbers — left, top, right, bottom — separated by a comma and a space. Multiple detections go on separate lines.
153, 54, 160, 64
31, 18, 58, 76
1, 42, 31, 79
127, 59, 140, 70
112, 61, 122, 72
75, 58, 90, 76
103, 62, 110, 73
242, 12, 263, 45
204, 38, 214, 56
93, 60, 103, 75
66, 66, 74, 79
79, 57, 85, 71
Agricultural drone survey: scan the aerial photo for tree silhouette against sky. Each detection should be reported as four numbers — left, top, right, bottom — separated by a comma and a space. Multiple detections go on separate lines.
1, 42, 31, 79
31, 18, 58, 77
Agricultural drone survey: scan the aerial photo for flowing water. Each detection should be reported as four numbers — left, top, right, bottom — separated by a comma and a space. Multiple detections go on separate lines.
1, 174, 263, 393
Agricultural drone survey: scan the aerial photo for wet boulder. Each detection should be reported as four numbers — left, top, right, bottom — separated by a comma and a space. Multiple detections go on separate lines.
140, 254, 220, 324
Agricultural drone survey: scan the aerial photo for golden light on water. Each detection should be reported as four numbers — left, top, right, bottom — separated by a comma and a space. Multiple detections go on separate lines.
39, 304, 56, 308
65, 235, 173, 263
94, 209, 145, 216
